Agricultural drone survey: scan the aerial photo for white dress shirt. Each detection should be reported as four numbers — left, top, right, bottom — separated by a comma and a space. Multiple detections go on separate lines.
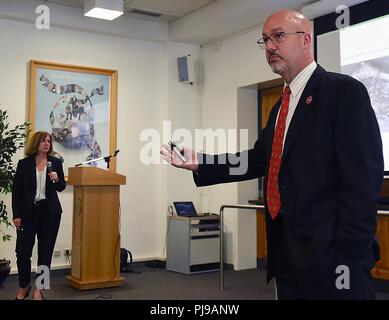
35, 166, 47, 201
276, 61, 317, 147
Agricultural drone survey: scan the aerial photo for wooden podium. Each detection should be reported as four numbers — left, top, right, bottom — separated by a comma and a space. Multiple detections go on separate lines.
67, 167, 126, 290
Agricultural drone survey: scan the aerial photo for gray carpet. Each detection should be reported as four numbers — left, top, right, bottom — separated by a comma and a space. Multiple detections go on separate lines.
1, 265, 389, 300
0, 265, 274, 300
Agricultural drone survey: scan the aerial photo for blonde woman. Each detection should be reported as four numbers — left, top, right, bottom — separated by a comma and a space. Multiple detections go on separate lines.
12, 131, 66, 300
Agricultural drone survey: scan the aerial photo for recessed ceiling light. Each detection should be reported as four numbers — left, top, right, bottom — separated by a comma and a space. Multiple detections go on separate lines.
84, 0, 123, 21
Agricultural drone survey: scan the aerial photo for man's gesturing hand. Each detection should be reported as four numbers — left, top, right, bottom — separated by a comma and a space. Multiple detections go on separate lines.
160, 144, 199, 172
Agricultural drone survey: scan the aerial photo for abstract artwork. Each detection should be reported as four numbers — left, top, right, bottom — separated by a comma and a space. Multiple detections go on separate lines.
29, 60, 118, 177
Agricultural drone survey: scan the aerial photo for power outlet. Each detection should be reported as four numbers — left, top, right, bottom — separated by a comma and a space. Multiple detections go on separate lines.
54, 249, 61, 257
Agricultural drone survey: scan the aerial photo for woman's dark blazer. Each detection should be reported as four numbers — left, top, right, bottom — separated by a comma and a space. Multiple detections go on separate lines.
12, 155, 66, 220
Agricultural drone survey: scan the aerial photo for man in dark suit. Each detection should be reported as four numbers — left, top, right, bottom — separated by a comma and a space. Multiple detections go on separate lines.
161, 10, 383, 299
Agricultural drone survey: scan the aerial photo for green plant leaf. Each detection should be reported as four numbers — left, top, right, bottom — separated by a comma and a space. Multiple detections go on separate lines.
0, 108, 30, 241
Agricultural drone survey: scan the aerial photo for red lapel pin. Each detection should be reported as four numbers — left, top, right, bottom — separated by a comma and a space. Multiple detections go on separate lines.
306, 96, 313, 104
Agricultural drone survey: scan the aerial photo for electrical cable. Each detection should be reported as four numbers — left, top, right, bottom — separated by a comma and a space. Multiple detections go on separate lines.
98, 201, 121, 299
108, 202, 121, 282
162, 206, 173, 259
94, 292, 113, 300
65, 250, 71, 266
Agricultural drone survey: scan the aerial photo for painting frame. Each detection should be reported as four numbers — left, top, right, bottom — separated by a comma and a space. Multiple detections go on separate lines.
29, 60, 118, 178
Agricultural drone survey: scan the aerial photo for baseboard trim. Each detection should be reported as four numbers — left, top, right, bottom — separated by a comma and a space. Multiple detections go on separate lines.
10, 259, 168, 276
9, 259, 241, 276
257, 258, 267, 269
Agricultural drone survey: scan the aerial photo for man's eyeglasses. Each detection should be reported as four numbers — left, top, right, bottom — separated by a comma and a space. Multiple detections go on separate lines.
257, 31, 305, 49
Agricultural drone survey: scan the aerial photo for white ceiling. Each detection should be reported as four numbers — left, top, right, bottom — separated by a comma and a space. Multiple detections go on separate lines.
169, 0, 316, 44
44, 0, 217, 22
40, 0, 367, 45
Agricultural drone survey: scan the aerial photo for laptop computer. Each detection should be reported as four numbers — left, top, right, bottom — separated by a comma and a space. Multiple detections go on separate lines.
173, 201, 198, 217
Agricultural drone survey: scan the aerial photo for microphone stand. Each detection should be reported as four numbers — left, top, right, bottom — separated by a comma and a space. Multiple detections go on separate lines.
75, 150, 120, 169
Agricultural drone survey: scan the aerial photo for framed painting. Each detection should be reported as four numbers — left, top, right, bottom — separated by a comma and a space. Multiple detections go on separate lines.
29, 60, 118, 178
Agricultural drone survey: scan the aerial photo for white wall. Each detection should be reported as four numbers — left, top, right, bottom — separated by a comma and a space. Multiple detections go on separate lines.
200, 27, 278, 269
317, 30, 341, 72
0, 0, 280, 274
157, 42, 202, 260
164, 44, 202, 209
0, 3, 200, 272
236, 87, 259, 270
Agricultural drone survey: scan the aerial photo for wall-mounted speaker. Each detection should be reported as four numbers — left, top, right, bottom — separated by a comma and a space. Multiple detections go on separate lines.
177, 54, 195, 85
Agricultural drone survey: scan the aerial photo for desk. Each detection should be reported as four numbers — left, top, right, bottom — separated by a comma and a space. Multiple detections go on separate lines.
251, 200, 389, 281
167, 215, 220, 274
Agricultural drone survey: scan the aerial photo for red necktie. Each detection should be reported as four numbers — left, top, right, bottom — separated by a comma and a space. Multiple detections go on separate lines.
267, 86, 291, 220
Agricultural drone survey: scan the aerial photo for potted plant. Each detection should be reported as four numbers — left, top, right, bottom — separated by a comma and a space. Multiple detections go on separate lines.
0, 108, 30, 287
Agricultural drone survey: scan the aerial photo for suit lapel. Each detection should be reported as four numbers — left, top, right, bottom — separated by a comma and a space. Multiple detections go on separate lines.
282, 65, 326, 161
28, 156, 37, 197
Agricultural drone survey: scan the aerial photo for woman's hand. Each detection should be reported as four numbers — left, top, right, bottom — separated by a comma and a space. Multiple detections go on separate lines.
48, 171, 59, 182
13, 218, 22, 230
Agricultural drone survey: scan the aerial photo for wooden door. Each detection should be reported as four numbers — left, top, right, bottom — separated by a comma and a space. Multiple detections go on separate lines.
257, 85, 283, 259
373, 179, 389, 280
372, 215, 389, 279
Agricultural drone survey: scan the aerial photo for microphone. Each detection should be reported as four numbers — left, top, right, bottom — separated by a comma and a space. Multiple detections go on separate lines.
47, 161, 55, 183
